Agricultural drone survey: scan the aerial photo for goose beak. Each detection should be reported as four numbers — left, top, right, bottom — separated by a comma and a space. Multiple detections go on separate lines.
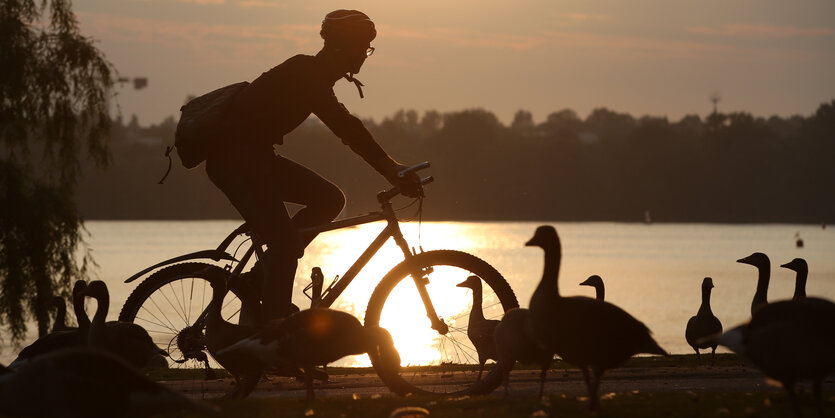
736, 257, 748, 264
524, 237, 537, 247
779, 262, 791, 269
455, 280, 468, 288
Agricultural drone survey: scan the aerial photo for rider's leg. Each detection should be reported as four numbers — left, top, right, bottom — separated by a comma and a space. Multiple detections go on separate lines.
272, 155, 346, 248
206, 145, 299, 322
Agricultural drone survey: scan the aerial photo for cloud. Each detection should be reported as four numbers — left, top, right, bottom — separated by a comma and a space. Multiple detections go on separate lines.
237, 0, 287, 8
382, 26, 544, 51
78, 12, 319, 62
178, 0, 226, 4
558, 13, 612, 24
686, 24, 835, 39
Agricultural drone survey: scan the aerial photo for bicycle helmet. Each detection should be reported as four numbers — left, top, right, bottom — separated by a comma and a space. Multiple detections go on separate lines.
320, 9, 376, 48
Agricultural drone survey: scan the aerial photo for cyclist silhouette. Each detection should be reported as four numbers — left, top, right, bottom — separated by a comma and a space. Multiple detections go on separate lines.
204, 10, 421, 322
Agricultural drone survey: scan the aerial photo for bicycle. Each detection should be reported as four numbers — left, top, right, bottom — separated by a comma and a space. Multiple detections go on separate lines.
118, 162, 519, 396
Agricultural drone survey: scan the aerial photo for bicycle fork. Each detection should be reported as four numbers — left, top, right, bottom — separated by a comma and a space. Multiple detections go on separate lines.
391, 227, 450, 335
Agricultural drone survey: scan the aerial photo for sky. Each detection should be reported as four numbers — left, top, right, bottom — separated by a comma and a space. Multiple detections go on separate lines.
72, 0, 835, 125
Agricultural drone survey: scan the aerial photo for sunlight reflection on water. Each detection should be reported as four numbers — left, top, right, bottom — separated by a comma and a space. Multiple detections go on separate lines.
3, 221, 834, 368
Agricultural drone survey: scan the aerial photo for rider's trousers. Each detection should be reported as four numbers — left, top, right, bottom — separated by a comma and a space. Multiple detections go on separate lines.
206, 142, 345, 322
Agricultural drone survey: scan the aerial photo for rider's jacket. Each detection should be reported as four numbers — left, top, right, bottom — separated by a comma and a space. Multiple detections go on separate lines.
225, 52, 386, 163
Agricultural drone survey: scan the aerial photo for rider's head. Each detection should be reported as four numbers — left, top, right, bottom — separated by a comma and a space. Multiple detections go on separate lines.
320, 10, 376, 74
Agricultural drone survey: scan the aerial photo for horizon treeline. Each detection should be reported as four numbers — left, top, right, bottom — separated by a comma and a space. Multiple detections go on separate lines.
78, 101, 835, 223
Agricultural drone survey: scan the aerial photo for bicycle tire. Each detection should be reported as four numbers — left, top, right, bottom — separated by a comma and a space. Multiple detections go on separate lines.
118, 262, 243, 369
365, 250, 518, 396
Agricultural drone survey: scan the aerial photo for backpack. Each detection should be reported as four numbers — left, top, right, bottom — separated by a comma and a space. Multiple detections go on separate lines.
173, 81, 249, 168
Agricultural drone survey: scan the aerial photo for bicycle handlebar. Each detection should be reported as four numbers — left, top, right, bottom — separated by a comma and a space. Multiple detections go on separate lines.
398, 161, 430, 178
377, 161, 433, 204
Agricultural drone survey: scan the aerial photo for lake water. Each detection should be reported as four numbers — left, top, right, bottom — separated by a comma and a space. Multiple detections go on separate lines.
3, 220, 833, 367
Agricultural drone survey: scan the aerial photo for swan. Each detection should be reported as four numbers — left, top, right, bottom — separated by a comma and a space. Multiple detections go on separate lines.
737, 252, 770, 315
204, 267, 262, 398
493, 308, 553, 398
8, 281, 89, 368
684, 277, 723, 365
579, 275, 605, 301
219, 308, 400, 403
526, 225, 666, 410
82, 280, 167, 369
780, 258, 807, 301
456, 275, 500, 381
714, 297, 835, 418
0, 347, 217, 418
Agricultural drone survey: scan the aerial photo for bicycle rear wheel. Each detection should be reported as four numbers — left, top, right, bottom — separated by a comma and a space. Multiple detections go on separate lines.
365, 250, 518, 396
118, 262, 244, 370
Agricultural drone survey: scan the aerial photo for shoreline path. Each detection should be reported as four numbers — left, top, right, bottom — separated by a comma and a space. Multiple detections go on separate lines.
162, 367, 835, 400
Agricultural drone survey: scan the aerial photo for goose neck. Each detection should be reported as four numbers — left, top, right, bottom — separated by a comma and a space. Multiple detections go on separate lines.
90, 293, 108, 327
699, 286, 714, 315
792, 268, 807, 300
73, 293, 90, 332
468, 284, 485, 321
537, 247, 562, 297
752, 264, 770, 306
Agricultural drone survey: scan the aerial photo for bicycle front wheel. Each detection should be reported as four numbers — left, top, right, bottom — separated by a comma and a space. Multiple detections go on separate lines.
365, 250, 518, 396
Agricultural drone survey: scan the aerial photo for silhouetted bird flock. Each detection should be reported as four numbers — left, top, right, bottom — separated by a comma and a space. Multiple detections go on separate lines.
1, 225, 832, 417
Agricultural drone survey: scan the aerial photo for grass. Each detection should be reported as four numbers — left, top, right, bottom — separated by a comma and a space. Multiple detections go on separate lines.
161, 391, 834, 418
150, 354, 833, 417
147, 353, 749, 381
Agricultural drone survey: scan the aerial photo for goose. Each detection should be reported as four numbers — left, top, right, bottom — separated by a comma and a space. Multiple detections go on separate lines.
525, 225, 666, 410
714, 297, 835, 418
780, 258, 808, 301
737, 252, 770, 315
684, 277, 723, 366
219, 308, 400, 403
0, 347, 217, 418
8, 281, 89, 368
456, 275, 500, 381
579, 275, 605, 301
47, 296, 70, 333
82, 280, 168, 369
493, 308, 552, 398
204, 267, 262, 398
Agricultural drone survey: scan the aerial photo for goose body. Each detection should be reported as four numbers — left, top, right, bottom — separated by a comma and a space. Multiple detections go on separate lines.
716, 298, 835, 417
737, 252, 770, 315
9, 281, 90, 369
82, 281, 167, 369
780, 258, 808, 301
493, 308, 552, 398
525, 225, 666, 410
204, 268, 261, 398
456, 275, 500, 380
684, 277, 723, 365
0, 347, 216, 418
579, 275, 605, 301
220, 308, 399, 402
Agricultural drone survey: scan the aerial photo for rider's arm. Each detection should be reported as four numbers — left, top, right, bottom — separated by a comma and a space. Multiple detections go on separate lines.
311, 92, 404, 183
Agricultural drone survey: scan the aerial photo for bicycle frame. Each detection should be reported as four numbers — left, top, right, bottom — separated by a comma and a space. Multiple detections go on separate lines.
124, 162, 448, 334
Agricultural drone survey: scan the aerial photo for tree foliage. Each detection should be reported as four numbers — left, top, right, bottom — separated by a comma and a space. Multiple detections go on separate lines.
85, 100, 835, 224
0, 0, 113, 343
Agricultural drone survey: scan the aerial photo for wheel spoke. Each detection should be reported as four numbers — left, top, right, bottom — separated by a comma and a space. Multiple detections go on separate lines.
146, 292, 182, 331
164, 282, 189, 324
